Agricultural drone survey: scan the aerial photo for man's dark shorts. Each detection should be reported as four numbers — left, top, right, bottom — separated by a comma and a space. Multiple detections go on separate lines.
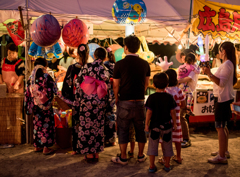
117, 100, 146, 144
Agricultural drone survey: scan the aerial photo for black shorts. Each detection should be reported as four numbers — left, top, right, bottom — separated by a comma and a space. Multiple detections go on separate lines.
214, 97, 233, 122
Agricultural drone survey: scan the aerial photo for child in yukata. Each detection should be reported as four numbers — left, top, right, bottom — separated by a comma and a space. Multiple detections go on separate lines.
178, 53, 200, 116
145, 72, 177, 173
0, 43, 25, 93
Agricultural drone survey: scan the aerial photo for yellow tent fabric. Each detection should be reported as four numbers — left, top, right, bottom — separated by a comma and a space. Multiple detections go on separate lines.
192, 0, 240, 41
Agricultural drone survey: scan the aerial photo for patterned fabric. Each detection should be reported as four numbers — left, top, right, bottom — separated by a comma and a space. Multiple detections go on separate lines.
25, 70, 58, 148
165, 86, 185, 143
103, 61, 116, 144
179, 83, 193, 109
73, 59, 112, 154
62, 63, 82, 102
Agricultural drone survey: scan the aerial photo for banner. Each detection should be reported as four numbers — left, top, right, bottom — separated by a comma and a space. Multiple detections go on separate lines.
192, 0, 240, 41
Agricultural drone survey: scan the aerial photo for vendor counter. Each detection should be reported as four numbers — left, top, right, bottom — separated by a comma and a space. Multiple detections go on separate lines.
0, 93, 24, 144
146, 77, 240, 124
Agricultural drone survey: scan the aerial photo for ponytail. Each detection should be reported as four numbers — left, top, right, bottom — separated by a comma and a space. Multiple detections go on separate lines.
77, 44, 89, 66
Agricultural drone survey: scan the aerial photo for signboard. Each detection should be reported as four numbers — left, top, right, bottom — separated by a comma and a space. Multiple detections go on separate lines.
192, 0, 240, 41
193, 89, 237, 116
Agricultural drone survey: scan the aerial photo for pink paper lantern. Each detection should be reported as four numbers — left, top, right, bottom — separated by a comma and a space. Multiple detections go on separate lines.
30, 14, 61, 47
62, 19, 89, 47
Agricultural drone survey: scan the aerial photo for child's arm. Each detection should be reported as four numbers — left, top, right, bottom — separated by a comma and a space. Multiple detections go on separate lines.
178, 77, 192, 84
193, 65, 201, 74
170, 109, 177, 130
14, 75, 24, 90
180, 100, 186, 109
144, 109, 152, 132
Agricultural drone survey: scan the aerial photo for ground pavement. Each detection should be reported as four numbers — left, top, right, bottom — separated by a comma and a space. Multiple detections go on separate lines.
0, 126, 240, 177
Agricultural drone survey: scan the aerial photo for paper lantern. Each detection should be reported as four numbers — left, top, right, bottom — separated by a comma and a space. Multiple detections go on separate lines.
88, 43, 100, 59
112, 0, 147, 25
30, 14, 61, 47
108, 44, 122, 53
114, 48, 124, 62
62, 19, 89, 47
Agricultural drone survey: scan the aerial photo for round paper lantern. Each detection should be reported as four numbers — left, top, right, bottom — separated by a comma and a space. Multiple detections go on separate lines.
30, 14, 61, 47
88, 43, 100, 59
114, 48, 124, 62
112, 0, 147, 25
108, 44, 122, 54
62, 19, 89, 47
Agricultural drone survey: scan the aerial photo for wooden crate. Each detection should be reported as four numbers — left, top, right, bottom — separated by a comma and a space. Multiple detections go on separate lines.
0, 94, 24, 144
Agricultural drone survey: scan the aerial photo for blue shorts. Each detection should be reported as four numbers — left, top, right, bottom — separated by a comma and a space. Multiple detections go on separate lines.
215, 121, 227, 128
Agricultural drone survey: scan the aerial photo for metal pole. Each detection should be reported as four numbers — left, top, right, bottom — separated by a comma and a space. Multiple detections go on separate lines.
187, 0, 193, 49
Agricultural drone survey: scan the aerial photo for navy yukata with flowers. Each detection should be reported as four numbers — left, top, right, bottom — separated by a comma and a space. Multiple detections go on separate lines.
73, 59, 112, 154
103, 61, 116, 144
25, 70, 58, 148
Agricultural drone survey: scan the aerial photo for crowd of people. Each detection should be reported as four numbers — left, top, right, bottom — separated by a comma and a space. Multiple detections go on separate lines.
22, 35, 239, 173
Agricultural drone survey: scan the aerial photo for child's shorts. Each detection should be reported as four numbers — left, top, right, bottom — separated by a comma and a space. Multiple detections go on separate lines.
147, 128, 174, 157
129, 122, 135, 142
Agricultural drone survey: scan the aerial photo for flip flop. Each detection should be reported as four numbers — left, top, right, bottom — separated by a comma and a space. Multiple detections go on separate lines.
172, 155, 183, 164
158, 157, 165, 165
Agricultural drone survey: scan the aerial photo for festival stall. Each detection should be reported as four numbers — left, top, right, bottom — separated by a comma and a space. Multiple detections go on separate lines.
185, 0, 240, 123
1, 0, 240, 145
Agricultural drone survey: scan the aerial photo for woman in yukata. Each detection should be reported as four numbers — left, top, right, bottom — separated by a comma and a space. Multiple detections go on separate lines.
73, 47, 112, 162
103, 47, 116, 146
25, 58, 58, 155
62, 44, 89, 155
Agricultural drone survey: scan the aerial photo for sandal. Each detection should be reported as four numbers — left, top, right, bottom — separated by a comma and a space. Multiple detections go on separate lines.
43, 149, 55, 155
158, 157, 165, 165
172, 155, 183, 164
93, 153, 99, 162
84, 155, 94, 163
34, 147, 43, 152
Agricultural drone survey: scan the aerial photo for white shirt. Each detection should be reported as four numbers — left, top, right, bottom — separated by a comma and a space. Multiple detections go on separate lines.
187, 64, 199, 92
213, 60, 234, 102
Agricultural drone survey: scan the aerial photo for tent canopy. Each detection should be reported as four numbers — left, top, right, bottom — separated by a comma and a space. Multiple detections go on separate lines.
1, 0, 240, 43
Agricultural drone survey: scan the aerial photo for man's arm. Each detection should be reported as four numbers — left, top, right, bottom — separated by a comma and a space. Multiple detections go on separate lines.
113, 78, 120, 104
145, 76, 149, 91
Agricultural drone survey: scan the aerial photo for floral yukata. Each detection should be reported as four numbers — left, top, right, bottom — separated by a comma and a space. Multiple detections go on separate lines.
25, 69, 58, 148
103, 61, 116, 144
73, 59, 112, 154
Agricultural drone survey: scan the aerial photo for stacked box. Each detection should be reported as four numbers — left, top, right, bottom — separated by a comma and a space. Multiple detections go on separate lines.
0, 84, 7, 98
0, 94, 24, 144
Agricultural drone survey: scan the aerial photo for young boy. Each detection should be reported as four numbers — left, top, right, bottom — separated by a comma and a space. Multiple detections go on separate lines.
0, 43, 25, 93
145, 72, 177, 173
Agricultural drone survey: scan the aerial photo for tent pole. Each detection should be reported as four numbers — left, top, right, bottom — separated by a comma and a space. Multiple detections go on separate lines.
187, 0, 193, 49
25, 0, 32, 144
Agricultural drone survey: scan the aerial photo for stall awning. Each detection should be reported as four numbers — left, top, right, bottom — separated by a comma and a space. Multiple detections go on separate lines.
192, 0, 240, 42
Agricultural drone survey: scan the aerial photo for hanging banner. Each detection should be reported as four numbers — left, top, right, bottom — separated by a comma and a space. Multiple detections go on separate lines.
192, 0, 240, 41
